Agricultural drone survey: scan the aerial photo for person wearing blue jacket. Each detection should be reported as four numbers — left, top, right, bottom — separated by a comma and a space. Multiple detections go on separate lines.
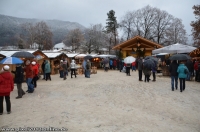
45, 60, 51, 81
177, 61, 189, 92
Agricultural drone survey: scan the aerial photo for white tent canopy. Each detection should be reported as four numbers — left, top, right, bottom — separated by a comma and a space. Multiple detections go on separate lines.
152, 43, 197, 54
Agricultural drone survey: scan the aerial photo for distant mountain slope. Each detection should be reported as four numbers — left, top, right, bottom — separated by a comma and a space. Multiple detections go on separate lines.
0, 14, 86, 46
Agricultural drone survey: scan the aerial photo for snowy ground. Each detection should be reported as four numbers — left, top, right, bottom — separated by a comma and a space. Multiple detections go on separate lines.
0, 70, 200, 132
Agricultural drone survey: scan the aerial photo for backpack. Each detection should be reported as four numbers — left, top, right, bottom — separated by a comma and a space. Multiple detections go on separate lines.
86, 63, 90, 69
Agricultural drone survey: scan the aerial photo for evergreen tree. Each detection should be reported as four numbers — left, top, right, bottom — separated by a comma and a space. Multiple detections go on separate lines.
105, 10, 119, 54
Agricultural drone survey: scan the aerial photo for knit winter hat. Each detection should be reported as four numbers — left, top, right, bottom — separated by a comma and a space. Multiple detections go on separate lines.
3, 65, 9, 71
32, 61, 36, 65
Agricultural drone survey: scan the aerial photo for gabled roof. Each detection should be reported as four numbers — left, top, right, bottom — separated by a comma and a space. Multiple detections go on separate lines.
112, 35, 162, 50
0, 50, 48, 60
66, 53, 79, 58
43, 52, 67, 58
0, 50, 18, 57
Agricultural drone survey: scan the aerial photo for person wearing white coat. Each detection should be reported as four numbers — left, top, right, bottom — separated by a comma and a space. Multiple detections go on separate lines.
70, 60, 77, 78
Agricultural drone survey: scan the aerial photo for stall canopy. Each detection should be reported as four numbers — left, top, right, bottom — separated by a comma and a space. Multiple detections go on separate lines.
152, 43, 197, 54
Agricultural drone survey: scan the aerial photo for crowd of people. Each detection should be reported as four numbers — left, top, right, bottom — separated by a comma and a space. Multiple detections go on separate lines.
101, 57, 200, 92
0, 58, 93, 115
0, 56, 199, 115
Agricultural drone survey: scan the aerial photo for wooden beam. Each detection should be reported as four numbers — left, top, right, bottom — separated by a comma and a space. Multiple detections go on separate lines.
122, 48, 155, 50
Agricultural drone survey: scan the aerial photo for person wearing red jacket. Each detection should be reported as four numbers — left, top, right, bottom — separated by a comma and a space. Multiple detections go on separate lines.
113, 60, 117, 70
194, 61, 199, 81
132, 61, 136, 71
24, 60, 34, 93
0, 65, 14, 115
31, 61, 39, 88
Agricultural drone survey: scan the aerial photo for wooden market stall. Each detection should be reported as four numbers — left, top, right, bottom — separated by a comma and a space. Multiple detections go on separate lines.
112, 35, 163, 58
43, 51, 68, 75
27, 50, 48, 74
74, 54, 86, 75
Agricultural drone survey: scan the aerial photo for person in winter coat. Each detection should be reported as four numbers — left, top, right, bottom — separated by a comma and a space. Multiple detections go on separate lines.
185, 59, 194, 81
119, 59, 124, 72
143, 65, 151, 82
42, 60, 46, 79
113, 60, 117, 70
137, 57, 143, 81
82, 60, 87, 77
59, 60, 64, 78
31, 61, 39, 88
105, 62, 109, 72
85, 59, 91, 78
62, 59, 68, 80
12, 64, 25, 99
24, 60, 34, 93
169, 60, 179, 91
151, 62, 157, 81
0, 65, 14, 115
131, 61, 136, 71
109, 59, 113, 69
177, 61, 189, 92
45, 60, 51, 81
194, 61, 199, 81
125, 63, 131, 76
70, 59, 77, 78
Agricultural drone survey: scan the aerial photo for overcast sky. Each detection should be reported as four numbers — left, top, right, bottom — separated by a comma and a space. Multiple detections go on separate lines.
0, 0, 199, 43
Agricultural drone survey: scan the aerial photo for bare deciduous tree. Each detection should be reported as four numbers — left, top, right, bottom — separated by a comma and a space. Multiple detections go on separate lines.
63, 28, 84, 52
119, 5, 188, 46
152, 9, 173, 44
81, 24, 107, 54
14, 33, 26, 49
34, 21, 53, 50
139, 5, 157, 39
165, 18, 187, 45
119, 11, 135, 40
21, 22, 53, 50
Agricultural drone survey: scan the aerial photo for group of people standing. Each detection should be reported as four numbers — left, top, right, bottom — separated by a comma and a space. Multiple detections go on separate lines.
136, 57, 157, 82
169, 59, 200, 92
0, 58, 55, 115
58, 58, 91, 79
